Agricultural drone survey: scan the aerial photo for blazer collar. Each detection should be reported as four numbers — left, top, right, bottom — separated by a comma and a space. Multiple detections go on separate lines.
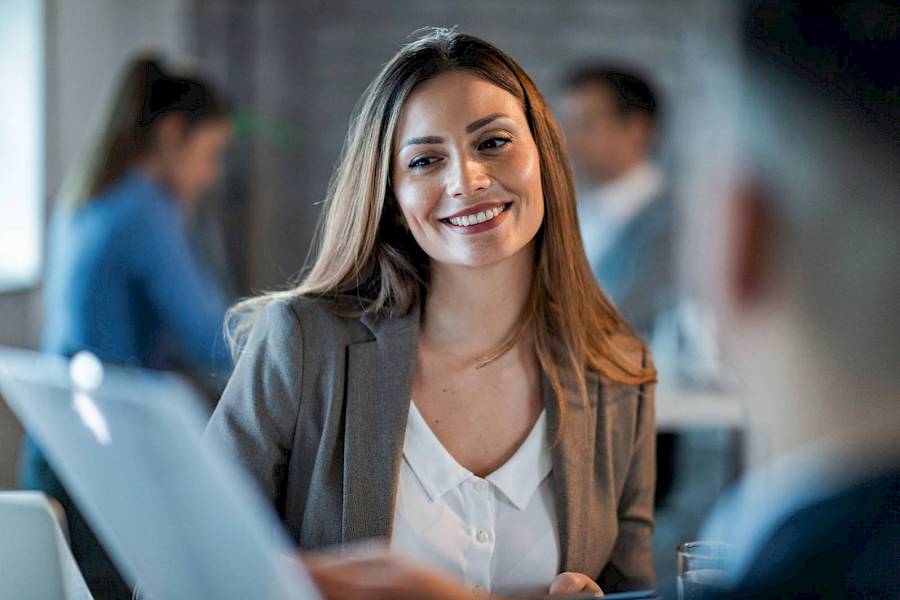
341, 302, 420, 544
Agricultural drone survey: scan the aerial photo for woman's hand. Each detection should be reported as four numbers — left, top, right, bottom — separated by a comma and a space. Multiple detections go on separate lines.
302, 552, 476, 600
549, 572, 604, 596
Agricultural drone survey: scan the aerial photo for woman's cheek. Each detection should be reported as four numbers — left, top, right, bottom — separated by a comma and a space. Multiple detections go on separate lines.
516, 149, 543, 202
396, 181, 434, 231
415, 183, 442, 227
393, 181, 416, 223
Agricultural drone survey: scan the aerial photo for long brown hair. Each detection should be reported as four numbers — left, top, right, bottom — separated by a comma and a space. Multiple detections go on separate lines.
229, 28, 655, 410
60, 54, 230, 206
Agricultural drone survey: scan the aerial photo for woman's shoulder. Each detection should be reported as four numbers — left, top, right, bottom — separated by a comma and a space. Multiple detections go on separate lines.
249, 293, 375, 346
610, 328, 652, 366
589, 328, 655, 391
72, 174, 178, 248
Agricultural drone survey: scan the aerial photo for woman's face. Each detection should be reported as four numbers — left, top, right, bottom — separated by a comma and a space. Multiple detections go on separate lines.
157, 116, 232, 204
391, 71, 544, 269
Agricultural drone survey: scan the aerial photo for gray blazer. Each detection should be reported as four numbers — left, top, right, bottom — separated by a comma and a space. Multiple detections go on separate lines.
206, 296, 656, 591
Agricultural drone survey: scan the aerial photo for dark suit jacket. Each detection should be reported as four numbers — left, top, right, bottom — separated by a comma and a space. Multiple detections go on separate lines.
656, 465, 900, 600
206, 296, 657, 591
725, 465, 900, 599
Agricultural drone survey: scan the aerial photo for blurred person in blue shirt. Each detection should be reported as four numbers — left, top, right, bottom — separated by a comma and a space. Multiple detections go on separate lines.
19, 54, 233, 598
561, 67, 673, 340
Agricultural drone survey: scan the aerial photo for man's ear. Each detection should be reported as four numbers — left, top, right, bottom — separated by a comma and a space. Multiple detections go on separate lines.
729, 180, 776, 308
625, 112, 654, 154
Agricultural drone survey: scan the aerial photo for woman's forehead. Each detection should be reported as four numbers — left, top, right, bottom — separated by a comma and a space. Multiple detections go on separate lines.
394, 71, 526, 142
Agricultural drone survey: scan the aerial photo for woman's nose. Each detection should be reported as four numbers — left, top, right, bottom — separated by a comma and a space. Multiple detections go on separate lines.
446, 156, 490, 198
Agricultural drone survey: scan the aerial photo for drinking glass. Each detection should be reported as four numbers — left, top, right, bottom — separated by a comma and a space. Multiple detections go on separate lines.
676, 541, 738, 600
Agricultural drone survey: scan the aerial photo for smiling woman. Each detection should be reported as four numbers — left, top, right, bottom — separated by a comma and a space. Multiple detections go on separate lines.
211, 28, 657, 598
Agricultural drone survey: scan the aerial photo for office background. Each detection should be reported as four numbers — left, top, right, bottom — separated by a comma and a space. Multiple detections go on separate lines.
0, 0, 741, 543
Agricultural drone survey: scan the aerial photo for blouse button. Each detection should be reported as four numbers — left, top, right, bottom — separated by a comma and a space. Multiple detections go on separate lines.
475, 530, 490, 543
474, 480, 488, 492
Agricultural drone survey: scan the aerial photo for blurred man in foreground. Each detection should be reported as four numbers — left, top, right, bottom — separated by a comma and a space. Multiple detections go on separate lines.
692, 0, 900, 596
303, 1, 900, 597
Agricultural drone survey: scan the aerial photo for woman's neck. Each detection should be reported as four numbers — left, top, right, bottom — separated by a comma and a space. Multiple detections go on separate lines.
134, 157, 181, 205
421, 243, 534, 360
135, 156, 165, 184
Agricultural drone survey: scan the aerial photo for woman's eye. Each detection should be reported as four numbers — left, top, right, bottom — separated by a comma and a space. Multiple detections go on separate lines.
479, 136, 512, 151
409, 156, 438, 169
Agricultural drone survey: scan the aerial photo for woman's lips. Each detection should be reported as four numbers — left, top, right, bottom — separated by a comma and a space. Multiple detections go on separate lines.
442, 201, 507, 221
440, 202, 512, 233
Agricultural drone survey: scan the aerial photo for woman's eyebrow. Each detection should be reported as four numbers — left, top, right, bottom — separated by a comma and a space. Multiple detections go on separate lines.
400, 113, 511, 149
465, 113, 506, 134
401, 135, 444, 149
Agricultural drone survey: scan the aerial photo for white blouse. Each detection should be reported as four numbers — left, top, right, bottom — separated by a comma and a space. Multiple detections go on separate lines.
391, 401, 560, 596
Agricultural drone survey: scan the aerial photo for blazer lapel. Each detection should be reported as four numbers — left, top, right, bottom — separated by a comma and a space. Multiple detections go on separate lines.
547, 371, 602, 575
341, 303, 420, 545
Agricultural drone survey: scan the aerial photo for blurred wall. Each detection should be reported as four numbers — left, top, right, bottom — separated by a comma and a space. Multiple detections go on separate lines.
188, 0, 741, 296
0, 0, 187, 489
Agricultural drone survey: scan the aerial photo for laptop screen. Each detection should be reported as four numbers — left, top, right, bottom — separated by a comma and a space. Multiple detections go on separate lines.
0, 349, 320, 600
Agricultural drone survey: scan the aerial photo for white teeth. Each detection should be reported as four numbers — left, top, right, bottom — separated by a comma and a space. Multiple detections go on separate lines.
447, 204, 505, 228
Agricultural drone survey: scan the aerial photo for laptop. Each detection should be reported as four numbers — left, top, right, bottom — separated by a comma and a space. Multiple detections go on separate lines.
0, 490, 92, 600
0, 348, 321, 600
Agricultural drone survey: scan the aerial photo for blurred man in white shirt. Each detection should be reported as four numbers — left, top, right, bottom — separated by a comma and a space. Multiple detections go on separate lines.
562, 67, 673, 340
562, 69, 680, 513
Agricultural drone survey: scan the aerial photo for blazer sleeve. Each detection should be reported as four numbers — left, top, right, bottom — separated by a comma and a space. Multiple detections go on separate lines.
598, 359, 657, 591
204, 300, 304, 514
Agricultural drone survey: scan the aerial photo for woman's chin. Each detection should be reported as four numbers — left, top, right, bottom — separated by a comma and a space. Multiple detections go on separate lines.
431, 243, 533, 272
